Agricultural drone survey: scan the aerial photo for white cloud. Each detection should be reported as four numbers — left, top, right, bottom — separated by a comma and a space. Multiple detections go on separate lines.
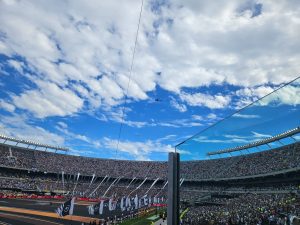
156, 134, 177, 142
0, 100, 15, 112
95, 106, 148, 128
236, 85, 275, 98
170, 97, 187, 112
102, 137, 189, 160
158, 67, 224, 93
12, 81, 84, 118
234, 85, 275, 108
258, 85, 300, 106
207, 113, 217, 120
0, 114, 64, 146
191, 115, 202, 121
224, 131, 272, 140
251, 131, 272, 138
153, 0, 300, 90
96, 106, 204, 128
8, 59, 24, 73
157, 118, 203, 128
57, 121, 68, 129
233, 113, 260, 119
0, 0, 299, 119
180, 91, 231, 109
55, 122, 101, 148
195, 131, 272, 145
0, 0, 159, 118
235, 83, 300, 108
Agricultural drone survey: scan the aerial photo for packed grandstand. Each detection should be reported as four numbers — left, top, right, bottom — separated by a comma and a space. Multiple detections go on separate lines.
0, 137, 299, 224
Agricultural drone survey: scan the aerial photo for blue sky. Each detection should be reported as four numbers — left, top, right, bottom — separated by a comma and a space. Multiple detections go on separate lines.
0, 0, 299, 161
178, 83, 300, 160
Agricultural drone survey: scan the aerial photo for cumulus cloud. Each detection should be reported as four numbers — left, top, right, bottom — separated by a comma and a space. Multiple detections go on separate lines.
0, 0, 159, 118
0, 0, 299, 119
0, 114, 64, 146
258, 85, 300, 106
12, 81, 84, 118
153, 0, 300, 90
102, 137, 189, 160
8, 59, 25, 73
236, 86, 275, 99
233, 85, 275, 108
170, 97, 187, 112
0, 100, 15, 112
234, 83, 300, 108
180, 92, 231, 109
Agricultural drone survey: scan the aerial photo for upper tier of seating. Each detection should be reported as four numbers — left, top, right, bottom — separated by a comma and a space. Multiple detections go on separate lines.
0, 142, 299, 180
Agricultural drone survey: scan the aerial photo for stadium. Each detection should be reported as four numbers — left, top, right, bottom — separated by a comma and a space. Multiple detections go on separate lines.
0, 1, 300, 225
0, 127, 300, 224
0, 82, 299, 224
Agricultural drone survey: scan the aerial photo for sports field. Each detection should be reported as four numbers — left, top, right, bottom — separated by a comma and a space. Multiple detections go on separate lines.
0, 198, 164, 225
0, 198, 100, 225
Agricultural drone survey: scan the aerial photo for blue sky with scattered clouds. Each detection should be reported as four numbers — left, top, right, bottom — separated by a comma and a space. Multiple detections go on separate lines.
178, 82, 300, 160
0, 0, 299, 161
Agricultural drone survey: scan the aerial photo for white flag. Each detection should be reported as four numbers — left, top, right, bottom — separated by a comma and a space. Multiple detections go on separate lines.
126, 196, 131, 208
109, 198, 113, 211
120, 197, 125, 211
99, 200, 104, 215
134, 195, 138, 210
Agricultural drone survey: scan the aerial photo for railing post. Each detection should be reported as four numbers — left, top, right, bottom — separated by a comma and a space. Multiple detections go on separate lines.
167, 152, 180, 225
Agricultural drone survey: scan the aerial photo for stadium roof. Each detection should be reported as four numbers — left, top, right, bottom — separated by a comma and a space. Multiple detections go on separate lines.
207, 127, 300, 156
0, 134, 69, 152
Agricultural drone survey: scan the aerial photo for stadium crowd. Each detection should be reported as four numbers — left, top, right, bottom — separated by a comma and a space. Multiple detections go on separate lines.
0, 142, 299, 180
181, 143, 300, 180
0, 143, 300, 224
182, 193, 300, 225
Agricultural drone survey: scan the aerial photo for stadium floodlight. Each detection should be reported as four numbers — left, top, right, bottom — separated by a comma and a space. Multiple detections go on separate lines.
207, 127, 300, 156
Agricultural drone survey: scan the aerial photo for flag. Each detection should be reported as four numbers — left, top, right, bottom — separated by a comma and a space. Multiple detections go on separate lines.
56, 197, 75, 217
99, 200, 104, 215
108, 198, 117, 211
125, 196, 131, 209
144, 196, 148, 206
139, 195, 148, 208
130, 197, 135, 211
120, 197, 125, 211
134, 194, 138, 210
88, 202, 101, 215
109, 198, 113, 211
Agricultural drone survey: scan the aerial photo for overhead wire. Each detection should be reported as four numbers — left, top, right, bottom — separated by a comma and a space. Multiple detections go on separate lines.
115, 0, 144, 159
